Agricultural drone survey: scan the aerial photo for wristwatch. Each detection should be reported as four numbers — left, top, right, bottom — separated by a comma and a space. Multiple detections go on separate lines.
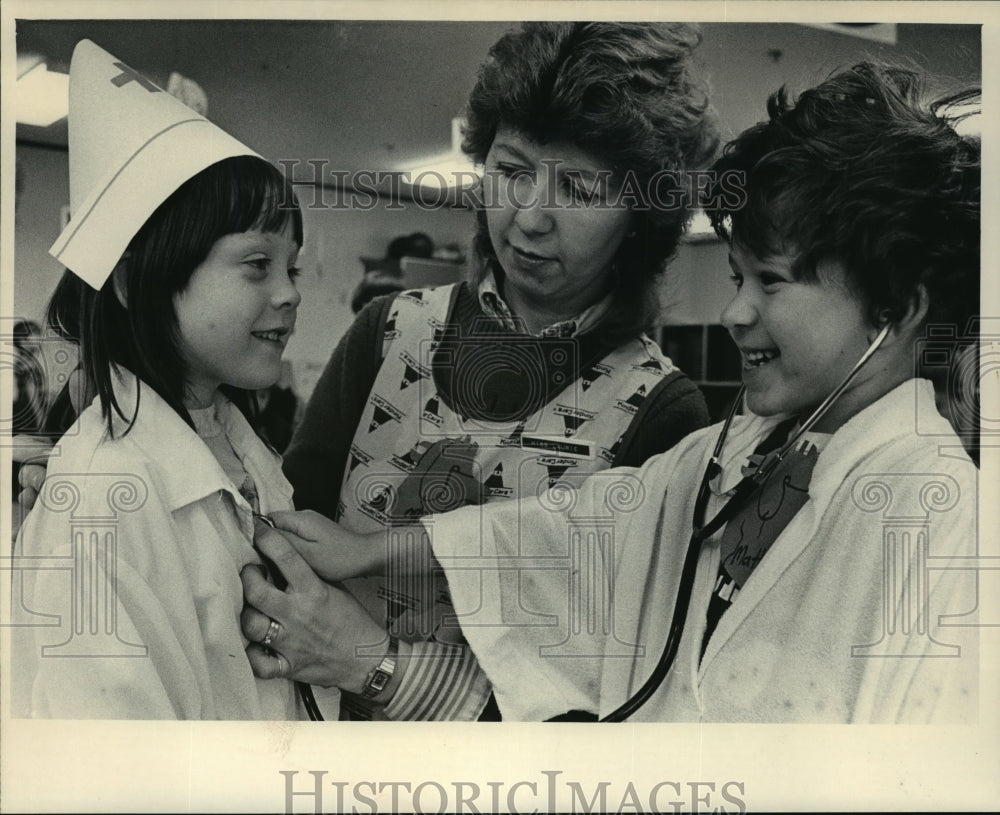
361, 636, 399, 699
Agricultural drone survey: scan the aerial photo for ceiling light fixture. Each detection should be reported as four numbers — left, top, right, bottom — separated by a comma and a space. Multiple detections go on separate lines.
400, 117, 480, 194
16, 56, 70, 127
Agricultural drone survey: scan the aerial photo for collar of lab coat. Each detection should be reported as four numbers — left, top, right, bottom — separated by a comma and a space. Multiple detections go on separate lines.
104, 368, 292, 530
805, 377, 954, 507
711, 378, 945, 499
696, 378, 954, 677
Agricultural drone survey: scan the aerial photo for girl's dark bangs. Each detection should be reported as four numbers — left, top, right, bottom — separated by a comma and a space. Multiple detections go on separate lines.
227, 159, 303, 243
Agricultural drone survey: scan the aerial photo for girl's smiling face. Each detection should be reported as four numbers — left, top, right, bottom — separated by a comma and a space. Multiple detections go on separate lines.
721, 242, 887, 432
173, 222, 301, 408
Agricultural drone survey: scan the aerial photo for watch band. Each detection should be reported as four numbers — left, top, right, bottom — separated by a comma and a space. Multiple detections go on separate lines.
361, 635, 399, 699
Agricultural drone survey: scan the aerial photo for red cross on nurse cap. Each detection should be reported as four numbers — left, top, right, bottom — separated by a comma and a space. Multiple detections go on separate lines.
49, 40, 261, 289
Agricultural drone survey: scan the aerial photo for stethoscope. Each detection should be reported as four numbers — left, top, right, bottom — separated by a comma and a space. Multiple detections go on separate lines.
600, 323, 892, 722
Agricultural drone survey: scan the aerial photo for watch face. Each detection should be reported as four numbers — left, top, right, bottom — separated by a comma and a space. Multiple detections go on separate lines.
363, 637, 399, 697
363, 668, 392, 698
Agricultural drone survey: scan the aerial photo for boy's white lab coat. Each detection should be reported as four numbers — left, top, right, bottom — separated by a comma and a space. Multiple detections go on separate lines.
12, 371, 300, 719
429, 379, 980, 722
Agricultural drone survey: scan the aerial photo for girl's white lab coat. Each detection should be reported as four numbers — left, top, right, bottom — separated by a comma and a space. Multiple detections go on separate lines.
429, 378, 980, 722
12, 371, 300, 719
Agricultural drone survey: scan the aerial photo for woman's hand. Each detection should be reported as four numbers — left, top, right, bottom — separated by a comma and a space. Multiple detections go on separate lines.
241, 522, 406, 696
11, 435, 55, 541
259, 509, 380, 582
258, 510, 439, 583
15, 435, 54, 497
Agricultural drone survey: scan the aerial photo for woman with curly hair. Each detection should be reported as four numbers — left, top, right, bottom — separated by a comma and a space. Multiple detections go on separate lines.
249, 22, 720, 721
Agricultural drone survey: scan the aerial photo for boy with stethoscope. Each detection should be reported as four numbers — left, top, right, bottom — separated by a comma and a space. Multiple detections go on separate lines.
243, 61, 981, 723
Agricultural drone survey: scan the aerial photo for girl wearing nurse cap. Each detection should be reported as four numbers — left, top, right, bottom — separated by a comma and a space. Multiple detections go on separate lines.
11, 40, 305, 719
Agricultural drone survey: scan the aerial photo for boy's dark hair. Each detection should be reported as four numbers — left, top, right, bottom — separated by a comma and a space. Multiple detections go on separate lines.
47, 155, 303, 437
462, 21, 718, 343
706, 61, 980, 332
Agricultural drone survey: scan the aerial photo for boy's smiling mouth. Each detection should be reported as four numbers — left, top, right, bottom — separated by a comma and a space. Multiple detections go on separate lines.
742, 348, 780, 369
251, 328, 290, 345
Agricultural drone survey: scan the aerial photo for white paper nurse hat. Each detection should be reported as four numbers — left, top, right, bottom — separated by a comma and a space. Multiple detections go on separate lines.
49, 40, 260, 289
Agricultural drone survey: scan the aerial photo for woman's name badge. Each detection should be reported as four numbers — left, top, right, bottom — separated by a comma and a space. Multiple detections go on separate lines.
520, 433, 595, 460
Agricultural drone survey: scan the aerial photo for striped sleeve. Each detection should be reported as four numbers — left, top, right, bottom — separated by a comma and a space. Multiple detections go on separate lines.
384, 640, 493, 721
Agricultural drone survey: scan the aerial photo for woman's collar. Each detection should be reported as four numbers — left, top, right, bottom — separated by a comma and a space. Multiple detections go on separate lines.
476, 267, 612, 337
